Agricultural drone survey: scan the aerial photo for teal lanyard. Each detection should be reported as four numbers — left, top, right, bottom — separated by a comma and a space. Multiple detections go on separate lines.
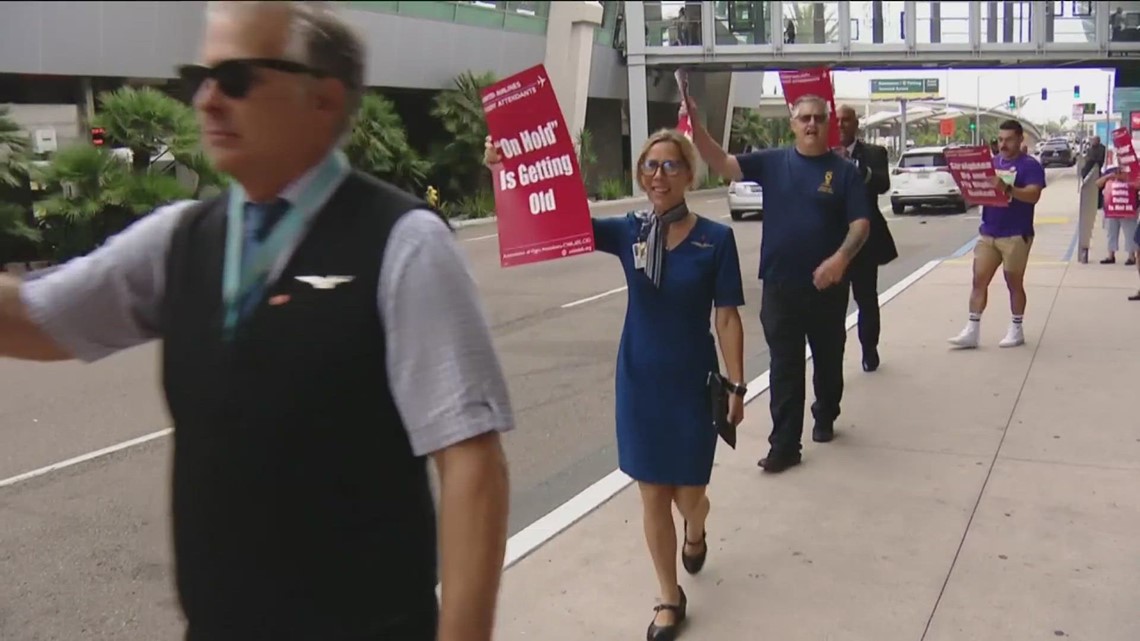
221, 151, 350, 338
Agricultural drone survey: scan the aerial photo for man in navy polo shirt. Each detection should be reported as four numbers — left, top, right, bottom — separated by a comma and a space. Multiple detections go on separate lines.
686, 94, 871, 473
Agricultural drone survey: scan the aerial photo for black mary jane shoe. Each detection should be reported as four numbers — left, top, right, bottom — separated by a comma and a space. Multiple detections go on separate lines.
646, 586, 687, 641
681, 520, 708, 575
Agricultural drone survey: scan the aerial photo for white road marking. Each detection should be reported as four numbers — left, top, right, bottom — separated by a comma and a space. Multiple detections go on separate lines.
0, 428, 173, 489
502, 258, 944, 569
560, 286, 627, 309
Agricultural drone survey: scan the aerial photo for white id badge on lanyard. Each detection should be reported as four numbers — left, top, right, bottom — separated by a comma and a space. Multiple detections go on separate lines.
633, 242, 648, 270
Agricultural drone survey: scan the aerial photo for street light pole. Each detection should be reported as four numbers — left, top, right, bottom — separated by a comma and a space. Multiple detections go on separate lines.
975, 74, 981, 145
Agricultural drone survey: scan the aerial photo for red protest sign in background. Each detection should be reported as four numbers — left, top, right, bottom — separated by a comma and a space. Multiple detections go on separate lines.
1110, 127, 1140, 186
482, 64, 594, 267
778, 67, 839, 148
1104, 177, 1137, 219
944, 145, 1011, 207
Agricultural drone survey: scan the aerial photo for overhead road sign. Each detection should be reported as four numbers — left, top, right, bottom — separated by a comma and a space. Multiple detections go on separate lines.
869, 78, 940, 100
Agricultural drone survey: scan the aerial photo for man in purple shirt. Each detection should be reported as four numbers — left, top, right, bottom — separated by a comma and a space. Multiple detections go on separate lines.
949, 120, 1046, 349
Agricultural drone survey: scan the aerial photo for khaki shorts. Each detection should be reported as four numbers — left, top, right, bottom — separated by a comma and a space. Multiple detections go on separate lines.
975, 235, 1034, 275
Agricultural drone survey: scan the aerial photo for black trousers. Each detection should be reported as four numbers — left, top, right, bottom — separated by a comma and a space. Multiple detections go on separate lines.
848, 259, 880, 353
760, 282, 850, 455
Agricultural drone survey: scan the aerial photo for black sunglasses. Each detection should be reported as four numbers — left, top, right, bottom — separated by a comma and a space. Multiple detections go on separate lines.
795, 114, 828, 124
177, 58, 325, 100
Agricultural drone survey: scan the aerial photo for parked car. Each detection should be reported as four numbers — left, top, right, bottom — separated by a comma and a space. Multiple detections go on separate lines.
1039, 138, 1076, 167
727, 180, 763, 220
888, 146, 967, 215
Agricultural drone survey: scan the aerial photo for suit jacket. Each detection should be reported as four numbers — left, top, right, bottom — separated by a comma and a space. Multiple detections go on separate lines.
849, 140, 899, 267
1082, 143, 1106, 179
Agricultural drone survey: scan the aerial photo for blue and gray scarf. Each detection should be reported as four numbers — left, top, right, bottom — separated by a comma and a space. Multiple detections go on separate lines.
636, 202, 690, 288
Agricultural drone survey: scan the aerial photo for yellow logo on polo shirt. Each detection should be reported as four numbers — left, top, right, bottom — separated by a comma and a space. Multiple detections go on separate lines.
819, 170, 834, 193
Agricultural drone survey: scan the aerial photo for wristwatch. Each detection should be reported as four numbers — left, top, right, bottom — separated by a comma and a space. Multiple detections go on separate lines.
726, 380, 748, 397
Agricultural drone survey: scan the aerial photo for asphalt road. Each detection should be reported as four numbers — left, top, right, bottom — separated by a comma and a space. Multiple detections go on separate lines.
0, 180, 1016, 639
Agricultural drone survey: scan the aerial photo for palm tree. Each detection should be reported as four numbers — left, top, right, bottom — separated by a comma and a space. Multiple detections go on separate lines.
91, 86, 198, 175
0, 105, 30, 189
430, 70, 497, 197
731, 109, 794, 150
0, 105, 39, 259
345, 93, 431, 193
33, 144, 190, 260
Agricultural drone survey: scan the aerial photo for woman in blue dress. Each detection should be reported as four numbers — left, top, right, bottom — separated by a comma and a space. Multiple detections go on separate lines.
486, 129, 747, 641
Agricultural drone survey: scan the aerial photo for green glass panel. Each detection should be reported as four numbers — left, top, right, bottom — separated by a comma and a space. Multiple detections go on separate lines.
346, 1, 399, 13
454, 4, 508, 28
504, 14, 547, 34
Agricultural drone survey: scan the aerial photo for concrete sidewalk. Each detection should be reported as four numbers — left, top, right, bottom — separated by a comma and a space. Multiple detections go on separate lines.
493, 178, 1140, 640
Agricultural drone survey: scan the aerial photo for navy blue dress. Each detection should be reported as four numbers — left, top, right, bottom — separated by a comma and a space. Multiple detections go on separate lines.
594, 213, 746, 486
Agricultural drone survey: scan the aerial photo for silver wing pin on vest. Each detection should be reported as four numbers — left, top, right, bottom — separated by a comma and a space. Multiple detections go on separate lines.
294, 275, 356, 290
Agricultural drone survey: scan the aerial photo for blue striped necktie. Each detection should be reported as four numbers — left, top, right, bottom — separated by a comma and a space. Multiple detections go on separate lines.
236, 198, 289, 321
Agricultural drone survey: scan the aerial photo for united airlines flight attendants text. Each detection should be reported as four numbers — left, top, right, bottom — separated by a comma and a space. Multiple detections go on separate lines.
0, 2, 514, 640
486, 129, 747, 641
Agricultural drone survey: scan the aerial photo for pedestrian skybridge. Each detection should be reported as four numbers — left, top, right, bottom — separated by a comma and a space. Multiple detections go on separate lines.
750, 96, 1046, 141
629, 1, 1131, 71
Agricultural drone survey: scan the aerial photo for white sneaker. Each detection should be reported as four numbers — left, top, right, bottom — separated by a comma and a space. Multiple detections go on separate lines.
948, 324, 980, 349
999, 324, 1025, 348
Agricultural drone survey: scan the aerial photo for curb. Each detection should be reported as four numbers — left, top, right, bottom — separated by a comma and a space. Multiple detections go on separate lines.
451, 187, 729, 229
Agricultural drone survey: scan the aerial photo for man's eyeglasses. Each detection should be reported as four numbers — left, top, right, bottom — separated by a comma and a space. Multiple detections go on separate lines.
177, 58, 325, 100
640, 159, 687, 176
795, 114, 828, 124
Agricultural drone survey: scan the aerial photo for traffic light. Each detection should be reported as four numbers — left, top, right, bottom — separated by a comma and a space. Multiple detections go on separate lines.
969, 121, 977, 131
1008, 95, 1017, 110
1074, 84, 1081, 99
1041, 87, 1048, 101
90, 127, 105, 146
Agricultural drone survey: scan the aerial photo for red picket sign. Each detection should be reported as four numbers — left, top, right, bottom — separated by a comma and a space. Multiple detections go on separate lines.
1104, 176, 1138, 219
778, 67, 840, 148
481, 64, 594, 267
675, 69, 693, 140
943, 145, 1011, 207
1110, 127, 1140, 187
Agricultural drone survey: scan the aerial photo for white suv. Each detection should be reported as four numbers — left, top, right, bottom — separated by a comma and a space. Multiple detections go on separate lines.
889, 146, 967, 215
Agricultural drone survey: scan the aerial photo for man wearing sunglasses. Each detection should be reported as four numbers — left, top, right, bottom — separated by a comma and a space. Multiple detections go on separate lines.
0, 2, 512, 641
685, 94, 871, 473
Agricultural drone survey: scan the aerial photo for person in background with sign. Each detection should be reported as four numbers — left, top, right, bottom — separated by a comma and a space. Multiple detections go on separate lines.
1095, 165, 1140, 276
485, 128, 746, 641
949, 120, 1046, 349
1096, 166, 1139, 267
0, 3, 514, 640
685, 94, 871, 473
835, 105, 898, 372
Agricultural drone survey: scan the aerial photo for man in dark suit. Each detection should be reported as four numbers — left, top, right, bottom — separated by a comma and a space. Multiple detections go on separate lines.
836, 105, 898, 372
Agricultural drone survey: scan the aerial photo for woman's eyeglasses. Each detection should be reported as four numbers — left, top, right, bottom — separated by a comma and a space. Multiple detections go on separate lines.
177, 58, 325, 100
640, 159, 687, 176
